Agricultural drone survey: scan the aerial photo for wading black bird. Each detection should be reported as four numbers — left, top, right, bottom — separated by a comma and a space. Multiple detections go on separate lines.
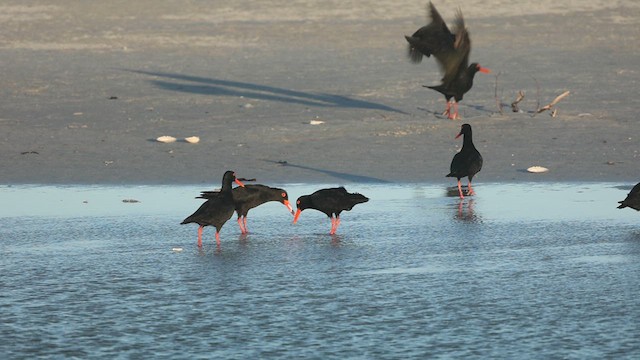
293, 187, 369, 235
181, 171, 245, 247
405, 1, 490, 120
617, 182, 640, 211
199, 184, 294, 234
447, 123, 482, 199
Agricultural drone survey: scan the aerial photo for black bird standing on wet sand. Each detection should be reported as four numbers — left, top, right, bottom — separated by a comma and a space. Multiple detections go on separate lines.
293, 187, 369, 235
199, 184, 295, 234
617, 182, 640, 211
405, 1, 490, 120
447, 123, 482, 199
181, 171, 245, 247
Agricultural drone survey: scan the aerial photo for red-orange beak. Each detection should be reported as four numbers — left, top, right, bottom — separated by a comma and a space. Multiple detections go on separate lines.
478, 66, 491, 74
283, 200, 294, 215
234, 178, 245, 187
455, 131, 463, 139
293, 209, 302, 224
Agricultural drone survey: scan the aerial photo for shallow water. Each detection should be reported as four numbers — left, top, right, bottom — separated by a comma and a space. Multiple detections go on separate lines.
1, 183, 640, 359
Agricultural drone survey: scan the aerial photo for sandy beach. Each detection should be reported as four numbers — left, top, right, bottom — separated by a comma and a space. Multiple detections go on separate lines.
1, 0, 639, 185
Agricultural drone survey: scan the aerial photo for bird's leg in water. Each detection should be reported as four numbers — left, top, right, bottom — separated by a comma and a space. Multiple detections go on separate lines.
243, 217, 248, 234
215, 231, 221, 247
197, 226, 204, 247
237, 217, 247, 234
330, 216, 341, 235
457, 180, 465, 199
467, 181, 475, 196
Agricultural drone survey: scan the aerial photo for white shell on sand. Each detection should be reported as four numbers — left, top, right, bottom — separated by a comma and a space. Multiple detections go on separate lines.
527, 166, 549, 173
171, 247, 184, 252
184, 136, 200, 144
156, 136, 177, 143
309, 120, 325, 125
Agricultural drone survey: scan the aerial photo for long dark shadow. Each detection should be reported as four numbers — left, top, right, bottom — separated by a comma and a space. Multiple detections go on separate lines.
123, 69, 406, 113
262, 160, 392, 184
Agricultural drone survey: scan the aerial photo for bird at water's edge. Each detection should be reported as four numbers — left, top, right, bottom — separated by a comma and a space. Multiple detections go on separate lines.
617, 182, 640, 211
199, 184, 294, 234
181, 171, 245, 247
447, 123, 482, 199
405, 1, 490, 120
293, 187, 369, 235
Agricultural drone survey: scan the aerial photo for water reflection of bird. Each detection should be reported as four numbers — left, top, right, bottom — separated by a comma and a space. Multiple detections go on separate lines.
455, 199, 480, 222
293, 187, 369, 235
199, 184, 295, 234
405, 1, 490, 119
617, 182, 640, 211
447, 123, 482, 199
181, 171, 245, 247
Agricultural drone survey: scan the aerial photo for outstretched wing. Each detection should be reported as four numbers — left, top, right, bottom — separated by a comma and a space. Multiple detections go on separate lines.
405, 2, 454, 63
434, 9, 471, 86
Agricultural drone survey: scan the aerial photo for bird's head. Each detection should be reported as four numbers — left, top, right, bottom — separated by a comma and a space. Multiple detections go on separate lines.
455, 123, 473, 139
471, 63, 491, 74
293, 195, 311, 224
280, 190, 294, 215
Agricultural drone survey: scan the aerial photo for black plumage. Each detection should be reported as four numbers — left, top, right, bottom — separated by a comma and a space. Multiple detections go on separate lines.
293, 187, 369, 235
405, 1, 490, 119
199, 184, 294, 234
617, 182, 640, 211
181, 171, 245, 247
447, 123, 482, 199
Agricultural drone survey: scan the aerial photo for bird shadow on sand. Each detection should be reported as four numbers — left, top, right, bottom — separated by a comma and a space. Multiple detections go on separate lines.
263, 160, 391, 183
123, 69, 405, 114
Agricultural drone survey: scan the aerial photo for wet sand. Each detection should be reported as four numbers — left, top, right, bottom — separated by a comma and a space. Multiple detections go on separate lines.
0, 1, 639, 185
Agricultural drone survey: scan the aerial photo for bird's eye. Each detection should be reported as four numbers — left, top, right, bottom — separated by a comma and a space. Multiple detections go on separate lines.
281, 192, 286, 198
296, 200, 300, 205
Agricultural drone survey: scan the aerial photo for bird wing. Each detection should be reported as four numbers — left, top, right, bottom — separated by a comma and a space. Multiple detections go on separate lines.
433, 8, 471, 86
405, 2, 453, 63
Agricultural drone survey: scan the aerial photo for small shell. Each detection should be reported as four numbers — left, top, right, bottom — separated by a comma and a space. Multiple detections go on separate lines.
309, 120, 325, 125
184, 136, 200, 144
156, 136, 177, 143
171, 247, 183, 252
527, 166, 549, 173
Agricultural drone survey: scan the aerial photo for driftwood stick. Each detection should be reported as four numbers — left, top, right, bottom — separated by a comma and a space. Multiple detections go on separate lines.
511, 91, 525, 112
537, 91, 571, 114
494, 72, 504, 115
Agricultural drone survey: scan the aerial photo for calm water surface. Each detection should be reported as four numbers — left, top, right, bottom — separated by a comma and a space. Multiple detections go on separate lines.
1, 183, 639, 359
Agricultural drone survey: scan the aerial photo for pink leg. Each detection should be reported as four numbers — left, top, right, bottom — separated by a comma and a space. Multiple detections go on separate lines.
467, 181, 476, 196
443, 100, 451, 117
329, 216, 337, 235
457, 180, 465, 199
237, 217, 247, 234
334, 217, 341, 234
215, 231, 221, 247
450, 101, 460, 120
243, 217, 248, 234
197, 226, 204, 247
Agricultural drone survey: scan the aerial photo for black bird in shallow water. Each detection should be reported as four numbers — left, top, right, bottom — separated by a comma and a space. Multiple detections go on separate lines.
447, 123, 482, 199
405, 1, 490, 120
293, 187, 369, 235
617, 182, 640, 211
199, 184, 294, 234
181, 171, 245, 247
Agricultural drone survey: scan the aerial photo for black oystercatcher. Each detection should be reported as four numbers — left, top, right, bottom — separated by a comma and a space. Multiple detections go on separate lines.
199, 184, 294, 234
293, 187, 369, 235
405, 2, 490, 120
447, 123, 482, 199
181, 171, 245, 247
617, 182, 640, 211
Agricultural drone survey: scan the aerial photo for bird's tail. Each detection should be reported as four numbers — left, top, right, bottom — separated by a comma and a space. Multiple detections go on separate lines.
617, 201, 627, 209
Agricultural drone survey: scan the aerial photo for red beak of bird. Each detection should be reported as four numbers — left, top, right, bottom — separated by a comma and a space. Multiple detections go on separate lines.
293, 209, 302, 224
234, 178, 245, 187
284, 200, 295, 215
